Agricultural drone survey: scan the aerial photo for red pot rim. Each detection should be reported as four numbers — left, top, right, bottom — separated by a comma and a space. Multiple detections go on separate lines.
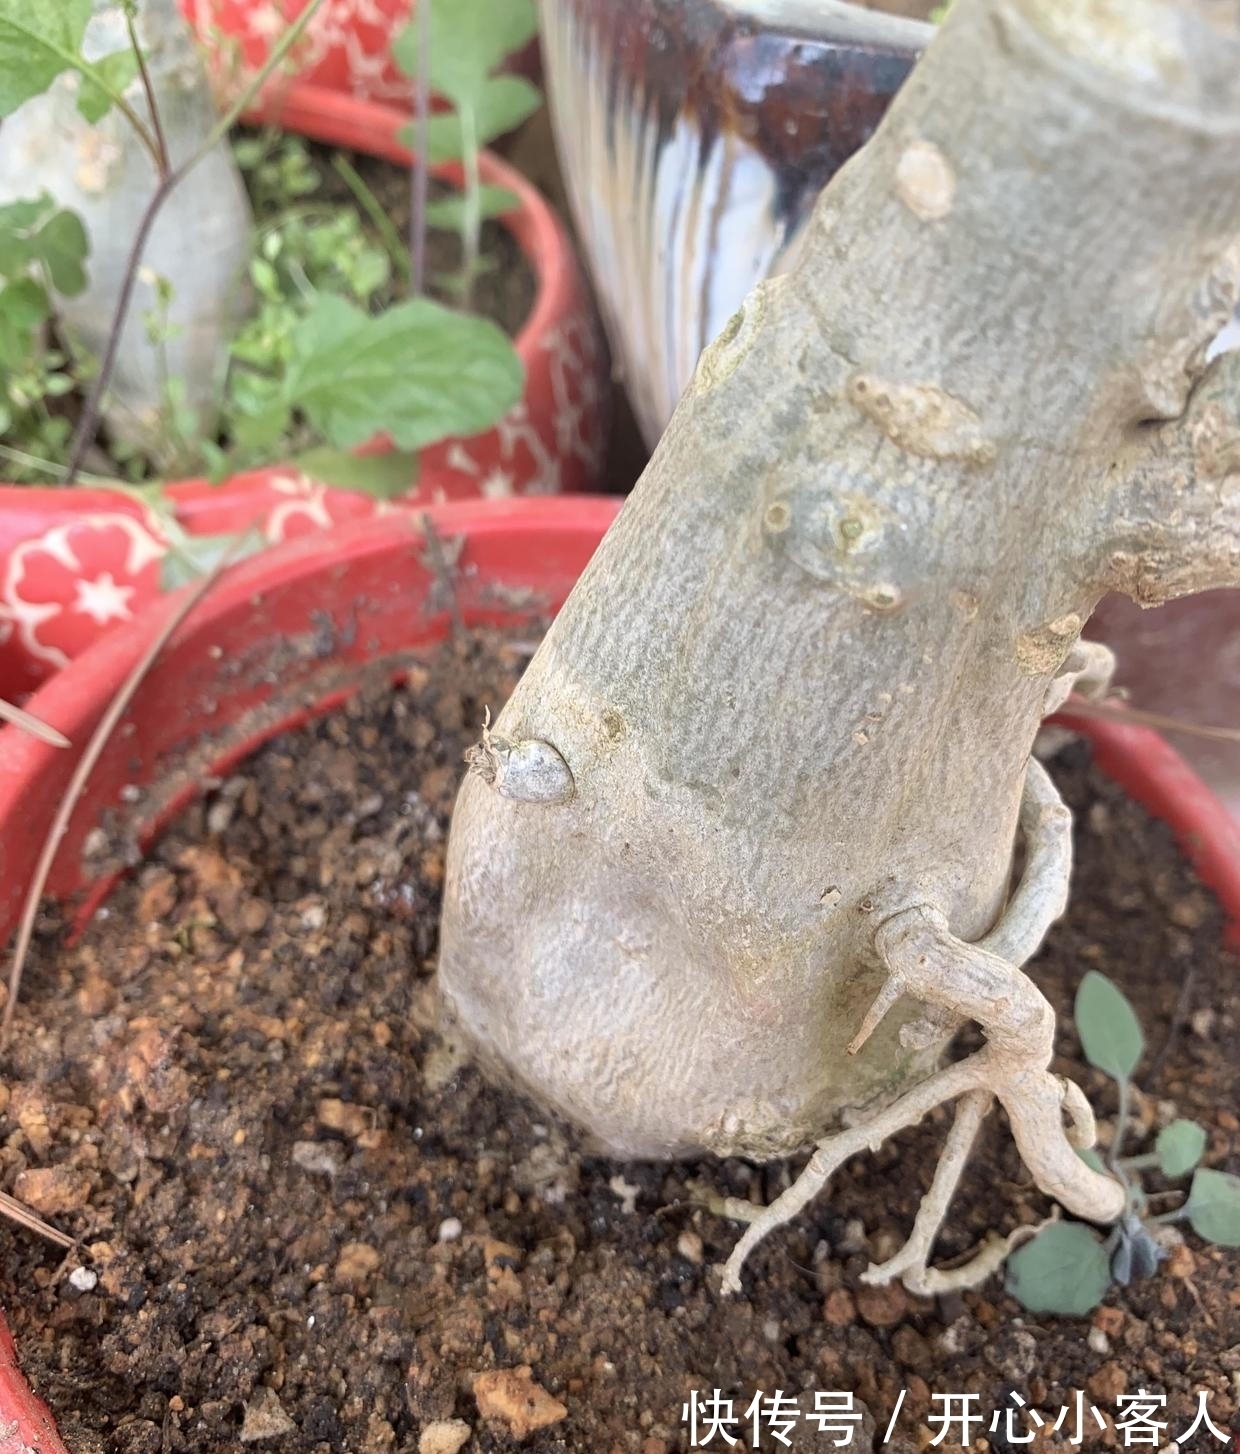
1056, 707, 1240, 946
1, 497, 1238, 1449
0, 81, 576, 510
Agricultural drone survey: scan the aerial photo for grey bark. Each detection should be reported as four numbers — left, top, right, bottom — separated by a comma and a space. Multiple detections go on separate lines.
439, 0, 1240, 1278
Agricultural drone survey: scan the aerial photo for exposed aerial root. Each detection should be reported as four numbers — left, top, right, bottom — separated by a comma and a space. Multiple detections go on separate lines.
718, 759, 1126, 1297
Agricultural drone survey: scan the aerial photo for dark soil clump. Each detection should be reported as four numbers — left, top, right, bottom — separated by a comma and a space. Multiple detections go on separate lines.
2, 634, 1237, 1454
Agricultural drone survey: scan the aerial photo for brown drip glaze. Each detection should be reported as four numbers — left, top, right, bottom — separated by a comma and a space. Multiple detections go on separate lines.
563, 0, 924, 187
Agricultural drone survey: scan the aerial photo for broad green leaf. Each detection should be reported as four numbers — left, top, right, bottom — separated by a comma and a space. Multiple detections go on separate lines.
0, 0, 90, 115
1075, 970, 1144, 1082
0, 197, 50, 235
470, 76, 542, 147
292, 446, 419, 500
36, 208, 89, 295
0, 197, 89, 295
1184, 1167, 1240, 1247
231, 399, 293, 453
399, 115, 465, 166
0, 311, 28, 368
423, 186, 520, 230
393, 0, 538, 110
401, 79, 542, 163
1004, 1222, 1113, 1317
0, 277, 50, 330
282, 294, 523, 453
1156, 1120, 1207, 1179
76, 46, 140, 123
0, 0, 140, 123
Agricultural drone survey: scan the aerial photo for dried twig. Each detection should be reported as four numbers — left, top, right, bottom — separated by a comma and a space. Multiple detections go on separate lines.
1065, 693, 1240, 746
126, 7, 171, 179
0, 1190, 75, 1250
0, 699, 69, 750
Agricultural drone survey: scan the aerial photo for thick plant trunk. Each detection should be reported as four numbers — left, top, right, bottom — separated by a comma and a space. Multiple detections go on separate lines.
0, 0, 253, 473
440, 0, 1240, 1280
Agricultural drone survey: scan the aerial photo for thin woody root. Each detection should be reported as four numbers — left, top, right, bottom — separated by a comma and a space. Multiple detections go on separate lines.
717, 759, 1125, 1297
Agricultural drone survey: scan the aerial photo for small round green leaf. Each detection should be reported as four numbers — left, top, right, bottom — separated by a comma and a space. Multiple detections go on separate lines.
1155, 1120, 1207, 1180
1184, 1167, 1240, 1247
1074, 971, 1144, 1082
1075, 1145, 1106, 1175
1004, 1221, 1113, 1317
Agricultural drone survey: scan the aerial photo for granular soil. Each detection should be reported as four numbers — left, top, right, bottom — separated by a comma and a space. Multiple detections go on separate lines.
2, 633, 1237, 1454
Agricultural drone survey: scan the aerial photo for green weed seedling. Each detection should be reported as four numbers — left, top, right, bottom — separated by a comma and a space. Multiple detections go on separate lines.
393, 0, 541, 303
0, 0, 524, 524
0, 196, 89, 482
1005, 969, 1240, 1316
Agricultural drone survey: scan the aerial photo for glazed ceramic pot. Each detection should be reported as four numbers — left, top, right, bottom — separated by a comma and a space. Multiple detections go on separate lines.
540, 0, 932, 444
2, 495, 1240, 1450
0, 86, 607, 697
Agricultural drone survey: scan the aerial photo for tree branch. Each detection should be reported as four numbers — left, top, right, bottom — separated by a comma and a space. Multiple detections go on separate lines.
1098, 346, 1240, 605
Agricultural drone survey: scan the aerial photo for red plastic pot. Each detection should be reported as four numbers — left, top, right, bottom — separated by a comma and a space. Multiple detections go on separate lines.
1, 496, 1239, 1449
182, 0, 414, 102
179, 0, 541, 104
0, 85, 606, 698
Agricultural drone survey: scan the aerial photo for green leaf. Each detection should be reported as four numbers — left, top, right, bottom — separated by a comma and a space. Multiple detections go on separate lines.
399, 115, 463, 166
393, 0, 538, 111
37, 208, 89, 295
0, 277, 50, 329
470, 76, 542, 146
1076, 1146, 1107, 1175
291, 446, 419, 500
231, 399, 293, 453
422, 186, 520, 231
1075, 970, 1144, 1082
0, 312, 28, 369
1004, 1222, 1114, 1317
0, 197, 89, 296
159, 529, 260, 593
0, 0, 90, 115
1156, 1120, 1207, 1179
402, 80, 542, 163
0, 0, 138, 123
76, 45, 139, 123
1184, 1167, 1240, 1247
282, 294, 523, 453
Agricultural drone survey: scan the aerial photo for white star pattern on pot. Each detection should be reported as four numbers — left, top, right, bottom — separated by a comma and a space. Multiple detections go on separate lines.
74, 572, 137, 626
2, 512, 169, 669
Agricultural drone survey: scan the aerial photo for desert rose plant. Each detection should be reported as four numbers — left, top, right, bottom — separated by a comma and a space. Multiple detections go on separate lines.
439, 0, 1240, 1296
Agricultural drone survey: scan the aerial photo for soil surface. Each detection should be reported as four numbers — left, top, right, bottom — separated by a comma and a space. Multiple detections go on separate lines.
311, 144, 537, 342
2, 635, 1238, 1454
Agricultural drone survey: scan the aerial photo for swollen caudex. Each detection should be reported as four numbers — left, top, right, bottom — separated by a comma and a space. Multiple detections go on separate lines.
441, 0, 1240, 1300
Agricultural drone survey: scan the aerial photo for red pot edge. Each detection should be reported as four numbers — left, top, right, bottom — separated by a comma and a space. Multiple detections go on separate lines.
1, 500, 1237, 1450
0, 496, 624, 789
0, 1307, 68, 1454
0, 82, 581, 513
1056, 707, 1240, 948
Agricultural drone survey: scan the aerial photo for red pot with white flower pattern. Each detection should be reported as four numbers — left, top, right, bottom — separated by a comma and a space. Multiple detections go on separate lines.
178, 0, 541, 104
0, 85, 607, 698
